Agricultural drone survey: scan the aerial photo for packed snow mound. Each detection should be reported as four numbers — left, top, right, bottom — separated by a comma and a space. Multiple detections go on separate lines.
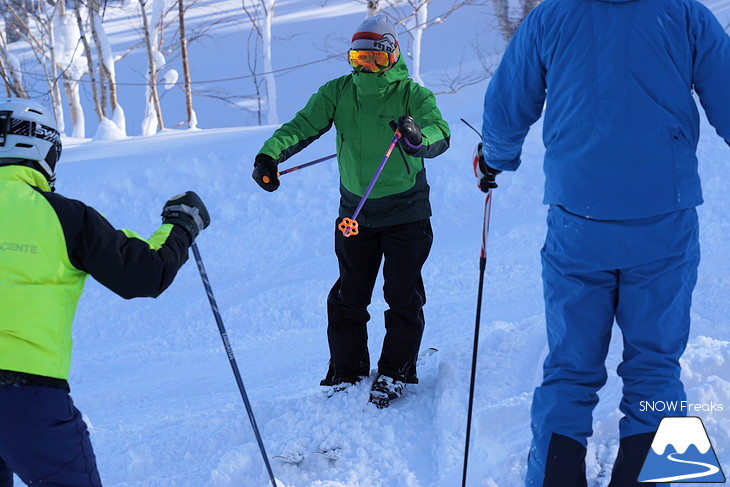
92, 118, 126, 141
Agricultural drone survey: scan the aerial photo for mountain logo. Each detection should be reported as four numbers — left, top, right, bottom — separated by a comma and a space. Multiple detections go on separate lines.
638, 416, 726, 483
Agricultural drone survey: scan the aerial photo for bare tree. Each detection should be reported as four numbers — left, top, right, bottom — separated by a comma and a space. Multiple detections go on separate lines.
242, 20, 264, 125
86, 1, 107, 116
409, 0, 430, 85
0, 28, 27, 98
239, 0, 269, 124
88, 0, 126, 133
3, 0, 27, 43
133, 0, 234, 129
177, 0, 195, 128
433, 39, 499, 95
45, 1, 65, 132
0, 0, 83, 134
139, 0, 164, 135
367, 0, 382, 16
493, 0, 540, 43
260, 0, 278, 124
73, 0, 103, 121
241, 0, 279, 125
54, 1, 86, 137
370, 0, 480, 86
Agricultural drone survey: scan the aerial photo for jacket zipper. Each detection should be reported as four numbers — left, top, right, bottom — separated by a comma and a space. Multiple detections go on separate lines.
396, 143, 411, 174
337, 132, 344, 171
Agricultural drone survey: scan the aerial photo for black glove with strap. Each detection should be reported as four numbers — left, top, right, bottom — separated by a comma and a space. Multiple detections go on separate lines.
389, 115, 422, 154
474, 143, 501, 192
161, 191, 210, 242
252, 153, 280, 192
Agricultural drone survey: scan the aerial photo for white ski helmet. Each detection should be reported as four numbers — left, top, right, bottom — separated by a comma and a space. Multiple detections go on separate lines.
0, 98, 62, 189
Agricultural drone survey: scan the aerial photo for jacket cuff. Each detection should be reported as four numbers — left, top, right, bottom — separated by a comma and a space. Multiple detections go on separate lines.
486, 153, 522, 172
403, 137, 422, 152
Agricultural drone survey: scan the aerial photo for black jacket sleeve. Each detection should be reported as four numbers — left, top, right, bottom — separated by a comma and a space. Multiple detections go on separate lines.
42, 191, 191, 299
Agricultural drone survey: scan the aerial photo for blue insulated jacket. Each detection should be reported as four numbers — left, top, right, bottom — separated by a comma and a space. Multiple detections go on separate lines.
482, 0, 730, 219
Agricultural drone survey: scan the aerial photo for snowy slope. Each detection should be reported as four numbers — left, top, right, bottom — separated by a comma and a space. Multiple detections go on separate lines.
8, 1, 730, 486
49, 95, 729, 487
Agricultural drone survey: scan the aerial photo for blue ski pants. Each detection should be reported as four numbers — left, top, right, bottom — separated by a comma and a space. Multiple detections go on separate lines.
526, 205, 700, 486
0, 384, 102, 487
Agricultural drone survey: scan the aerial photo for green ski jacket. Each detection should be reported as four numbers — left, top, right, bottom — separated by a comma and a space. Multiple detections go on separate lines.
259, 57, 450, 227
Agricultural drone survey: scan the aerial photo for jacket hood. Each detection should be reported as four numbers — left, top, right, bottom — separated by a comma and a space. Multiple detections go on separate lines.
351, 55, 409, 94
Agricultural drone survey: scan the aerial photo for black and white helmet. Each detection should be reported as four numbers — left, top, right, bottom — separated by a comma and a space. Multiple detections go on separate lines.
0, 98, 62, 189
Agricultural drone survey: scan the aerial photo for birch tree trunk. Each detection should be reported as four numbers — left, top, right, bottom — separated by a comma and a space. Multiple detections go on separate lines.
87, 0, 107, 115
410, 0, 430, 86
63, 75, 85, 138
89, 1, 125, 133
177, 0, 196, 128
493, 0, 539, 43
139, 0, 164, 135
4, 0, 27, 43
261, 0, 278, 124
0, 30, 27, 98
55, 1, 85, 137
73, 0, 103, 121
241, 0, 263, 124
45, 3, 64, 131
0, 0, 70, 130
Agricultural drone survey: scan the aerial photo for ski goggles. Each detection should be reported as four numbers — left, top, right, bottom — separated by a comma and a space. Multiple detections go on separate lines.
348, 48, 399, 73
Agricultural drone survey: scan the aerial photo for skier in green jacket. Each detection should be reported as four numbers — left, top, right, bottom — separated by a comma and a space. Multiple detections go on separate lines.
252, 15, 450, 407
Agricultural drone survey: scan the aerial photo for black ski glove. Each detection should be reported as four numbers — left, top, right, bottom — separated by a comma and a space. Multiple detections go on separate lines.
474, 143, 501, 192
161, 191, 211, 242
389, 115, 422, 154
252, 153, 280, 192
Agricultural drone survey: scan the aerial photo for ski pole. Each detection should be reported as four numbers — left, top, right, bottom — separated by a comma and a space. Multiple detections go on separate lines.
460, 118, 481, 138
278, 153, 336, 177
461, 189, 493, 487
338, 130, 401, 237
261, 153, 336, 184
191, 243, 278, 487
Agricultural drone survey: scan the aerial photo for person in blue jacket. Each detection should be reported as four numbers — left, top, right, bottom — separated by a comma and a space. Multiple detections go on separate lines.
478, 0, 730, 485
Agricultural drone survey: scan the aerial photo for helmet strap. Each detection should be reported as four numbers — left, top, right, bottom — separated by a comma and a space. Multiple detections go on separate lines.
35, 157, 55, 187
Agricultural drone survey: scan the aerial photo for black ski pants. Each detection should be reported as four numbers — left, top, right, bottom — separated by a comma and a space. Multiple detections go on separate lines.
323, 218, 433, 385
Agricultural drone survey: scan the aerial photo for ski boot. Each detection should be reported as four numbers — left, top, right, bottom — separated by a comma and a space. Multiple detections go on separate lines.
368, 374, 405, 409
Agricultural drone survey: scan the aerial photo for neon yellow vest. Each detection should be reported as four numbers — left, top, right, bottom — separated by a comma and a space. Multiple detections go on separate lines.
0, 166, 87, 379
0, 166, 176, 380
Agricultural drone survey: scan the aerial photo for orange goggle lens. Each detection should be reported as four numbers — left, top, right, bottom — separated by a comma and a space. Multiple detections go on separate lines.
348, 50, 392, 73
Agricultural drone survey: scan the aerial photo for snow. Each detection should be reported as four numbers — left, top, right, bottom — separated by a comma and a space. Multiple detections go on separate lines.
7, 1, 730, 486
93, 118, 127, 141
161, 69, 179, 91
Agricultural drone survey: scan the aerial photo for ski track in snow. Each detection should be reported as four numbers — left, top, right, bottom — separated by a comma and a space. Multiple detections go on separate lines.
261, 352, 443, 487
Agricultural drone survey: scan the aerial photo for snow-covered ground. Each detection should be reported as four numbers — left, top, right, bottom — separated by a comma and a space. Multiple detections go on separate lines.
7, 0, 730, 486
